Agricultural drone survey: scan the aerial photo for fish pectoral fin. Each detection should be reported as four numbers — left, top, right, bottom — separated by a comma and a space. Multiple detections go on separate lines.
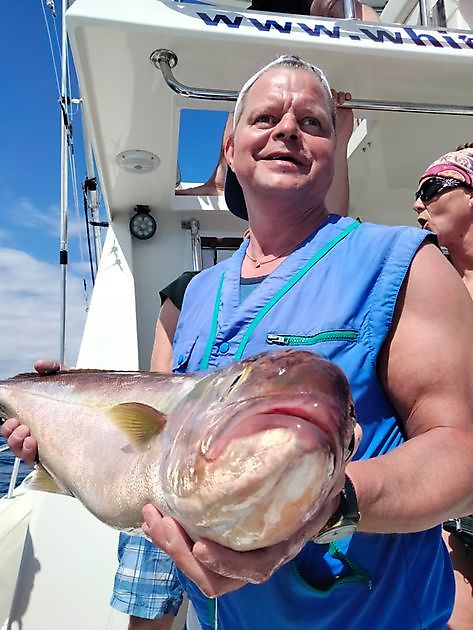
109, 402, 167, 448
26, 465, 73, 496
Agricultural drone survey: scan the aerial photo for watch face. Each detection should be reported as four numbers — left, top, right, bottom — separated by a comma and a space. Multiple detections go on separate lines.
312, 522, 357, 545
130, 213, 157, 239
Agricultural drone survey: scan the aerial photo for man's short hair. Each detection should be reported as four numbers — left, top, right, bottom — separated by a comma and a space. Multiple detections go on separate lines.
233, 55, 336, 130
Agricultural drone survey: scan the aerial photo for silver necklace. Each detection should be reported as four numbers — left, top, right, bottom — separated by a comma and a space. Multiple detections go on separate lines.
245, 244, 298, 268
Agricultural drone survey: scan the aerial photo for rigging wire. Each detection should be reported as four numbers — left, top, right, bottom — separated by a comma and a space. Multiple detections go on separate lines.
40, 0, 61, 95
39, 0, 100, 310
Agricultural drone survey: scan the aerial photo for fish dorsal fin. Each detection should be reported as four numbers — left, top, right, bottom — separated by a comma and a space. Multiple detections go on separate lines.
109, 402, 167, 448
26, 465, 72, 496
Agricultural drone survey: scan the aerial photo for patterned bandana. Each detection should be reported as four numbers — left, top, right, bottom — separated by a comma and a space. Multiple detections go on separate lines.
419, 148, 473, 185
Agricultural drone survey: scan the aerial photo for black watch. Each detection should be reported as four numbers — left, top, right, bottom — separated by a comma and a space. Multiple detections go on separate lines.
312, 475, 360, 544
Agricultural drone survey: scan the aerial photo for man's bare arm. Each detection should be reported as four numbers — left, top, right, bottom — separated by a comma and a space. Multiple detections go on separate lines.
347, 242, 473, 532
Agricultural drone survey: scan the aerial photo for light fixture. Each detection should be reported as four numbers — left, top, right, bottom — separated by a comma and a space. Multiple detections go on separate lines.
129, 205, 157, 240
116, 150, 160, 174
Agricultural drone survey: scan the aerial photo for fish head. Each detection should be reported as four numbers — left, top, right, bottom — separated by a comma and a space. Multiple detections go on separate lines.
160, 350, 356, 550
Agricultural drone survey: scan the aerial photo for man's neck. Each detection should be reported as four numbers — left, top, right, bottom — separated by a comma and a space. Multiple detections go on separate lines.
241, 207, 332, 278
248, 206, 330, 255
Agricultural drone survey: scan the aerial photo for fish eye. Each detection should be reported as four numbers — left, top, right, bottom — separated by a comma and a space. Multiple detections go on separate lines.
225, 365, 253, 396
345, 433, 355, 462
227, 373, 243, 393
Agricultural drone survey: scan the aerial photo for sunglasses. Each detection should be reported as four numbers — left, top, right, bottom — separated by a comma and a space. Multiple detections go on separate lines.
415, 177, 468, 202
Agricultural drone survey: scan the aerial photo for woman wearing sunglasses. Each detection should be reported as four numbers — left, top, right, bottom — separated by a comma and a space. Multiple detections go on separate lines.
414, 144, 473, 630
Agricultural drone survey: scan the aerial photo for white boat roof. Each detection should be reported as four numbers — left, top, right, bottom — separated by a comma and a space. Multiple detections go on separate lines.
66, 0, 473, 225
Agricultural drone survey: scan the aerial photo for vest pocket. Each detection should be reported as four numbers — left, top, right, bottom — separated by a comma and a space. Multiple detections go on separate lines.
292, 541, 372, 594
266, 330, 358, 346
172, 337, 198, 373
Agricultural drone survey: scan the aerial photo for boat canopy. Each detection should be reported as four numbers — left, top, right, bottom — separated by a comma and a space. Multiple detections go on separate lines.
66, 0, 473, 224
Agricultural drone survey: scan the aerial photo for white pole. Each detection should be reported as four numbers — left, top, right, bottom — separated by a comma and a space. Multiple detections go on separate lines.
59, 0, 69, 364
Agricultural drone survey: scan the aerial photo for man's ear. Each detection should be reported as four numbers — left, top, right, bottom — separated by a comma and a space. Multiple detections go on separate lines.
224, 133, 235, 170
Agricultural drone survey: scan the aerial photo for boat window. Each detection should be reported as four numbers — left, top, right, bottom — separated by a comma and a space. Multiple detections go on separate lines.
177, 109, 229, 189
202, 237, 243, 268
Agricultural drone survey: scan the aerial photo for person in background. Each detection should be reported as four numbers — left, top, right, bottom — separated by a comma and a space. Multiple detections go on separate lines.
150, 272, 199, 373
413, 143, 473, 630
308, 0, 380, 21
142, 54, 473, 629
177, 0, 381, 211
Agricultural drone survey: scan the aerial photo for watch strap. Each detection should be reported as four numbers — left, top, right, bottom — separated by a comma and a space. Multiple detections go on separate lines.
311, 474, 360, 544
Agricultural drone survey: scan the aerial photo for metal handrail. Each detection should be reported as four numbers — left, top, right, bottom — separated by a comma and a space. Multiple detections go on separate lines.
418, 0, 429, 26
7, 458, 22, 498
0, 442, 22, 498
151, 49, 473, 117
190, 218, 203, 272
343, 0, 356, 19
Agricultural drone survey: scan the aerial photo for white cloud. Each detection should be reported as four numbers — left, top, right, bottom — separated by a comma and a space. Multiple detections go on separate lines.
4, 196, 94, 242
0, 248, 87, 379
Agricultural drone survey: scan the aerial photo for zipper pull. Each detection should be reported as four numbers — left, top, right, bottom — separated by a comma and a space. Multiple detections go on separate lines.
266, 334, 288, 345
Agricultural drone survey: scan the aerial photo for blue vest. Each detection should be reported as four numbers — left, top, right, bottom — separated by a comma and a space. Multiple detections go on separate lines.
173, 215, 454, 629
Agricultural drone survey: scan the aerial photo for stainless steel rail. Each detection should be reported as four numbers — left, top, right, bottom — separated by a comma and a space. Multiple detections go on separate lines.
343, 0, 356, 19
151, 50, 236, 102
151, 49, 473, 117
190, 218, 203, 272
0, 444, 22, 499
418, 0, 429, 26
7, 458, 21, 498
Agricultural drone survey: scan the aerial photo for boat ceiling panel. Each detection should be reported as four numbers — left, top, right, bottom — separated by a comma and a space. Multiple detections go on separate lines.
66, 0, 473, 222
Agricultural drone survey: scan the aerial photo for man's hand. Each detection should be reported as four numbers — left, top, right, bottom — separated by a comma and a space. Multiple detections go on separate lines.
0, 359, 62, 465
142, 476, 343, 598
332, 90, 354, 145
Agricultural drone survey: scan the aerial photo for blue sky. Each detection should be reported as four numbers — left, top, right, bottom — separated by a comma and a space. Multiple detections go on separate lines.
0, 1, 225, 378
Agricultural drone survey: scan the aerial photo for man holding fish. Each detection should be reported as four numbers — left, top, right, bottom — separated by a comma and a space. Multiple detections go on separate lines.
3, 55, 473, 628
142, 56, 473, 628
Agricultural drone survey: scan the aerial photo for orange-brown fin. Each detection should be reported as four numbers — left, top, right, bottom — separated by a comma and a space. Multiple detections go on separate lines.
26, 465, 72, 495
109, 402, 167, 449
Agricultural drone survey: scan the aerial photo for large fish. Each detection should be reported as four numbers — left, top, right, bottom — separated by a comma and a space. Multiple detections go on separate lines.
0, 350, 356, 551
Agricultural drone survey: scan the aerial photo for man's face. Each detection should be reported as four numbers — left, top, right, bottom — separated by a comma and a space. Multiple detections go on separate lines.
412, 178, 473, 249
225, 68, 336, 212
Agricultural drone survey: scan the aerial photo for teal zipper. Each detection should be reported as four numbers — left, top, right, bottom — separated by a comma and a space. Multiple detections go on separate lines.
267, 330, 358, 346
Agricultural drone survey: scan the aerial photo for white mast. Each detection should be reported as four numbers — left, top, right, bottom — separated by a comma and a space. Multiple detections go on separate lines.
59, 0, 69, 364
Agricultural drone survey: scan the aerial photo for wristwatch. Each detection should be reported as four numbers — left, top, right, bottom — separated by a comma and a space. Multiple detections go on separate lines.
312, 475, 360, 544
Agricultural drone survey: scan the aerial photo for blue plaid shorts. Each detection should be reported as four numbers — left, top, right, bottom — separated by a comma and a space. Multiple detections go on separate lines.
110, 532, 184, 619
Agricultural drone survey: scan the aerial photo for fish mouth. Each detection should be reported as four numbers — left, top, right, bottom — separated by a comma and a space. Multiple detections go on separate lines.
201, 395, 341, 462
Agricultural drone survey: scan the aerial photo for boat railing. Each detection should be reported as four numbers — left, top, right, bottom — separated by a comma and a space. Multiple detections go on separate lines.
151, 49, 473, 118
0, 442, 22, 499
